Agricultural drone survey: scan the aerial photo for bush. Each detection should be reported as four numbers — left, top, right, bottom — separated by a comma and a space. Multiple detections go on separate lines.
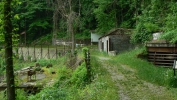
36, 59, 56, 67
28, 87, 68, 100
16, 89, 27, 100
70, 62, 87, 87
28, 50, 118, 100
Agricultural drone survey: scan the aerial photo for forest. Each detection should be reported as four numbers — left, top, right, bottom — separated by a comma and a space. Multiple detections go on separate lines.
1, 0, 177, 44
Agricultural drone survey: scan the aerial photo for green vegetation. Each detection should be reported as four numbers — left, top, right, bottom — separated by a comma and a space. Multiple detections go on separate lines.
1, 0, 177, 99
2, 0, 177, 44
1, 46, 177, 99
91, 48, 177, 99
132, 0, 177, 44
27, 50, 118, 100
110, 47, 177, 88
0, 48, 118, 100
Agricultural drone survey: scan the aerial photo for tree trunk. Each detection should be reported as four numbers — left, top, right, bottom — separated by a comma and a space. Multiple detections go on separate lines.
71, 29, 75, 54
3, 0, 16, 100
53, 8, 58, 39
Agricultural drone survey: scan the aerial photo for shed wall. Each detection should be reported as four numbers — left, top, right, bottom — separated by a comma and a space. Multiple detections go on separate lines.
109, 35, 132, 53
99, 34, 133, 53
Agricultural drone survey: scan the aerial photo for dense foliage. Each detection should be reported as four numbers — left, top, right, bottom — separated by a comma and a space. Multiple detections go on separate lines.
132, 0, 177, 43
2, 0, 177, 44
1, 0, 136, 43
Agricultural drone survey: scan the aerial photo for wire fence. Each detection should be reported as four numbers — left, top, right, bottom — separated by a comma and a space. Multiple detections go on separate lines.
14, 44, 71, 61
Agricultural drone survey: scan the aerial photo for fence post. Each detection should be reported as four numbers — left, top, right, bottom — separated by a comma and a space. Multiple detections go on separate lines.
34, 45, 36, 61
85, 50, 91, 82
56, 46, 58, 59
173, 60, 176, 76
64, 44, 65, 56
48, 45, 50, 59
27, 45, 29, 61
41, 44, 42, 59
21, 46, 23, 60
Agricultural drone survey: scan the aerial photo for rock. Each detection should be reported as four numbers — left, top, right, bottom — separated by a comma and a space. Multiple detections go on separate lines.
46, 63, 53, 68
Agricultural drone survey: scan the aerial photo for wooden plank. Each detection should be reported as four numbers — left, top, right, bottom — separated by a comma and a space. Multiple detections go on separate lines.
147, 47, 177, 53
154, 62, 173, 65
148, 56, 177, 59
148, 53, 177, 56
148, 59, 174, 62
0, 86, 41, 92
146, 43, 176, 47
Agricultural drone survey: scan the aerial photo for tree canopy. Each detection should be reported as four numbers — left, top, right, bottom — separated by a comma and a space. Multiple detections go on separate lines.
1, 0, 177, 44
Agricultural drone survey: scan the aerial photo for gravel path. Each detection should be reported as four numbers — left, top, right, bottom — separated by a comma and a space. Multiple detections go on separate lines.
98, 57, 131, 100
98, 56, 175, 100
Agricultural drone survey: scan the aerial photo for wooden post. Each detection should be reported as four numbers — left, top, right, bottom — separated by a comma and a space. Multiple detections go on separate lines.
153, 52, 156, 65
85, 50, 91, 82
173, 60, 176, 76
34, 45, 36, 61
41, 44, 42, 59
21, 46, 23, 59
64, 44, 65, 56
48, 45, 50, 59
27, 45, 29, 61
56, 46, 58, 59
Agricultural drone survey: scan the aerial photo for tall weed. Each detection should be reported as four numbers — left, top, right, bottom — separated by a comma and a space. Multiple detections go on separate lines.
28, 50, 118, 100
70, 62, 88, 87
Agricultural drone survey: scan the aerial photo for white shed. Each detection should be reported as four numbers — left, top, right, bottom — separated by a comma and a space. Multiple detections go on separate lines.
91, 32, 102, 45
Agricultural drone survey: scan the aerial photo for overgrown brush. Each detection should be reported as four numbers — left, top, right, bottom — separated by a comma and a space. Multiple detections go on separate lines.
27, 48, 118, 100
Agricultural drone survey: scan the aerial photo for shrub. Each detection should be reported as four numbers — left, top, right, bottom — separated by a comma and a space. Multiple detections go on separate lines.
36, 59, 56, 67
28, 87, 68, 100
70, 62, 87, 87
16, 89, 27, 100
0, 57, 5, 75
82, 47, 89, 58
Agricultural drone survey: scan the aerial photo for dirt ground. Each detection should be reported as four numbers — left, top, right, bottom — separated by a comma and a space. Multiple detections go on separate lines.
98, 57, 176, 100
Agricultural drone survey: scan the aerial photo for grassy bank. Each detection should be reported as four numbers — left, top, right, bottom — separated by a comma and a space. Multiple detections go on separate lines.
110, 47, 177, 88
27, 54, 118, 100
0, 48, 118, 100
92, 47, 177, 99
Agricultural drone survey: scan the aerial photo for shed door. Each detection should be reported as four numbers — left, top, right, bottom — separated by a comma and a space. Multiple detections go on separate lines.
107, 40, 108, 53
102, 42, 104, 51
109, 38, 113, 51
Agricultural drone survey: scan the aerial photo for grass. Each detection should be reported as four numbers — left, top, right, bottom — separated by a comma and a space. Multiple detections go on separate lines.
109, 47, 175, 86
26, 50, 118, 100
90, 47, 177, 99
7, 46, 175, 99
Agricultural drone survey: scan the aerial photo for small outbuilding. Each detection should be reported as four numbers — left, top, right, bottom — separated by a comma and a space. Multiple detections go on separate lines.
146, 32, 177, 67
91, 31, 102, 45
98, 28, 133, 55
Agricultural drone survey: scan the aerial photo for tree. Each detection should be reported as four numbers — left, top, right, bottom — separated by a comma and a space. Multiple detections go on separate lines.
50, 0, 79, 54
160, 1, 177, 43
93, 0, 117, 33
15, 0, 52, 44
76, 0, 96, 39
93, 0, 136, 34
3, 0, 16, 99
131, 0, 172, 44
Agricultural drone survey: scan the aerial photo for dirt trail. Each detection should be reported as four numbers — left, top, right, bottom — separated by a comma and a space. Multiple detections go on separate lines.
98, 56, 175, 100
